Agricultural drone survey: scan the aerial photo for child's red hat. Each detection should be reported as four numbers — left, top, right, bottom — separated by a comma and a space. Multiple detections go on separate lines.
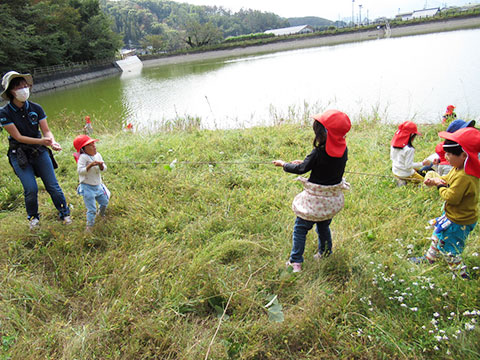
73, 135, 98, 152
313, 110, 351, 157
438, 127, 480, 178
391, 121, 421, 148
445, 105, 455, 115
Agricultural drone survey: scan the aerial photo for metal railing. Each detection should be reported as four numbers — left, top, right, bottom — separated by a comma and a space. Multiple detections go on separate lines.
33, 58, 116, 77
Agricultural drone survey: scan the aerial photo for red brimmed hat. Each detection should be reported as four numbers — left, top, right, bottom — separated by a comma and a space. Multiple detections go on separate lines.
391, 121, 421, 148
73, 135, 98, 152
313, 110, 351, 158
445, 105, 455, 115
438, 127, 480, 178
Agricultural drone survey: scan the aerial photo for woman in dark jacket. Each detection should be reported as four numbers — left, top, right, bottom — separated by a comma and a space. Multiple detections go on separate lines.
0, 71, 71, 230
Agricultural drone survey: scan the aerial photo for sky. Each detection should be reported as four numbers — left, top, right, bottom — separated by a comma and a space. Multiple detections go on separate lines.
183, 0, 477, 21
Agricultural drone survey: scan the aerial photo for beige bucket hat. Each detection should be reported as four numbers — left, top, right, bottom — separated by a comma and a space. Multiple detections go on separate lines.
1, 71, 33, 100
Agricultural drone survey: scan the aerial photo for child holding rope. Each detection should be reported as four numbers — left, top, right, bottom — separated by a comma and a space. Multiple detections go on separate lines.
410, 127, 480, 280
273, 110, 351, 273
73, 135, 110, 231
390, 121, 424, 186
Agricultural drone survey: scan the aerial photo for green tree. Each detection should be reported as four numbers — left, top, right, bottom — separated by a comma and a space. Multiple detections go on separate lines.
184, 20, 223, 48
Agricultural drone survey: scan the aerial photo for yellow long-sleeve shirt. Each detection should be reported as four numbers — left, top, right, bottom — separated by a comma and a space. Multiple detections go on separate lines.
440, 167, 479, 225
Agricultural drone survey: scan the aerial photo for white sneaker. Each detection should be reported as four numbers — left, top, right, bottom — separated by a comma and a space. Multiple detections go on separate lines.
29, 218, 40, 230
63, 216, 72, 225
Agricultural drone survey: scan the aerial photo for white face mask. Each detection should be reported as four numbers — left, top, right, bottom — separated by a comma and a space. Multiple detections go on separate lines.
14, 87, 30, 102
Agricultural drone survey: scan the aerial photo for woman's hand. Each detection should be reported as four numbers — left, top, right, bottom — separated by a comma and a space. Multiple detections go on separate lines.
272, 160, 285, 167
51, 142, 62, 151
40, 137, 53, 147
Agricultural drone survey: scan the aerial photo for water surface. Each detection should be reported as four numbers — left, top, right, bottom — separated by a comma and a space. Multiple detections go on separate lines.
32, 29, 480, 131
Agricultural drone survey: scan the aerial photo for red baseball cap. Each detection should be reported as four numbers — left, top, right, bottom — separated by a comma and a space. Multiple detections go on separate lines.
73, 135, 98, 152
391, 121, 421, 148
313, 110, 351, 157
438, 127, 480, 178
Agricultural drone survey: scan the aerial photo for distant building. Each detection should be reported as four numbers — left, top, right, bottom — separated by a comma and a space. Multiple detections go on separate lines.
412, 7, 440, 19
395, 12, 413, 21
264, 25, 314, 36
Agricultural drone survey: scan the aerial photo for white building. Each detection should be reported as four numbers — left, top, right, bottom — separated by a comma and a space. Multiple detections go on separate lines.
412, 7, 440, 19
264, 25, 314, 36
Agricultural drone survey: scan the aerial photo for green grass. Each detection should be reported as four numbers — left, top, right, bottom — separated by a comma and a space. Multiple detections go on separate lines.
0, 117, 479, 359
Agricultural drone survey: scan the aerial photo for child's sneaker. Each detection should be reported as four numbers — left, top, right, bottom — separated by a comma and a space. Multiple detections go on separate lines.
286, 261, 302, 273
313, 251, 331, 261
98, 206, 107, 217
460, 272, 471, 280
29, 217, 40, 231
408, 256, 434, 265
63, 216, 72, 225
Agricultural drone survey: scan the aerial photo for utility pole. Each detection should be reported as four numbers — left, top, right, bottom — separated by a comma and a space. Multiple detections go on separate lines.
352, 0, 355, 27
359, 4, 363, 25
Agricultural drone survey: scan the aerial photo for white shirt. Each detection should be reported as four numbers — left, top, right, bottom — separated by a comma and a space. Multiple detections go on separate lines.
77, 152, 106, 185
390, 146, 422, 177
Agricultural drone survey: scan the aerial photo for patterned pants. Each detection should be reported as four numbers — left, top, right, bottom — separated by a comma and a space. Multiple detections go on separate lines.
425, 234, 468, 277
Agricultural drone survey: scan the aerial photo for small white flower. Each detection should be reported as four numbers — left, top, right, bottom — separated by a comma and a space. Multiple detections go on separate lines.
450, 312, 455, 317
439, 330, 445, 334
431, 319, 438, 325
433, 346, 439, 351
400, 303, 407, 308
421, 325, 426, 329
463, 311, 471, 316
442, 335, 449, 341
465, 323, 475, 331
473, 267, 479, 270
433, 312, 440, 318
410, 307, 418, 312
434, 335, 442, 341
472, 252, 479, 257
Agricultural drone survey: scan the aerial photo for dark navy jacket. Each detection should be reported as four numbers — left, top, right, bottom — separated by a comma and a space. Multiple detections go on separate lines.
283, 146, 348, 185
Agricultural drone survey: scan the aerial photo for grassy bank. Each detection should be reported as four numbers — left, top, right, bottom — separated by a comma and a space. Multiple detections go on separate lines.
0, 117, 479, 359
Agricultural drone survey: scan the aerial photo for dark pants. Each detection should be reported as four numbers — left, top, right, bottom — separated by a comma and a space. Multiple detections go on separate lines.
9, 150, 70, 220
290, 217, 332, 263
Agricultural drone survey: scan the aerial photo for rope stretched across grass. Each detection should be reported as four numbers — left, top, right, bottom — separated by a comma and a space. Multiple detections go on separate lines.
105, 159, 393, 178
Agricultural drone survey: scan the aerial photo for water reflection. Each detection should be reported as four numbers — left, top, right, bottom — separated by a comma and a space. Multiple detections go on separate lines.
33, 29, 480, 132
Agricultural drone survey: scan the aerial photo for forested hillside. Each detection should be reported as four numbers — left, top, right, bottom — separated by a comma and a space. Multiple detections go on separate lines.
0, 0, 289, 73
287, 16, 334, 28
0, 0, 122, 74
103, 0, 289, 51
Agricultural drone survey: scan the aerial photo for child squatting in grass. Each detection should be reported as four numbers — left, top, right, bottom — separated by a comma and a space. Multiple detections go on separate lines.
390, 120, 425, 186
410, 127, 480, 279
273, 110, 351, 273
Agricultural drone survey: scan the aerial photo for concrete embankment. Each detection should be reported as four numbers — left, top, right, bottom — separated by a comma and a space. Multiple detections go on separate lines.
33, 66, 121, 94
143, 16, 480, 68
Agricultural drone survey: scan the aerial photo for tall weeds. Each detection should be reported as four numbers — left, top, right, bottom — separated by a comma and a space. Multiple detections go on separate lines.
0, 116, 478, 359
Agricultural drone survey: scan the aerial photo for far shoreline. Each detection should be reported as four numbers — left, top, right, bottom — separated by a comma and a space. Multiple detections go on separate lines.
142, 16, 480, 68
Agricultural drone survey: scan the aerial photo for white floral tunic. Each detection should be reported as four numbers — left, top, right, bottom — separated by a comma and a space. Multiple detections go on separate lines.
292, 176, 350, 222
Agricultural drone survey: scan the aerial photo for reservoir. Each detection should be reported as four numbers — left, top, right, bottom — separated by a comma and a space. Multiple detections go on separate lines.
32, 28, 480, 131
